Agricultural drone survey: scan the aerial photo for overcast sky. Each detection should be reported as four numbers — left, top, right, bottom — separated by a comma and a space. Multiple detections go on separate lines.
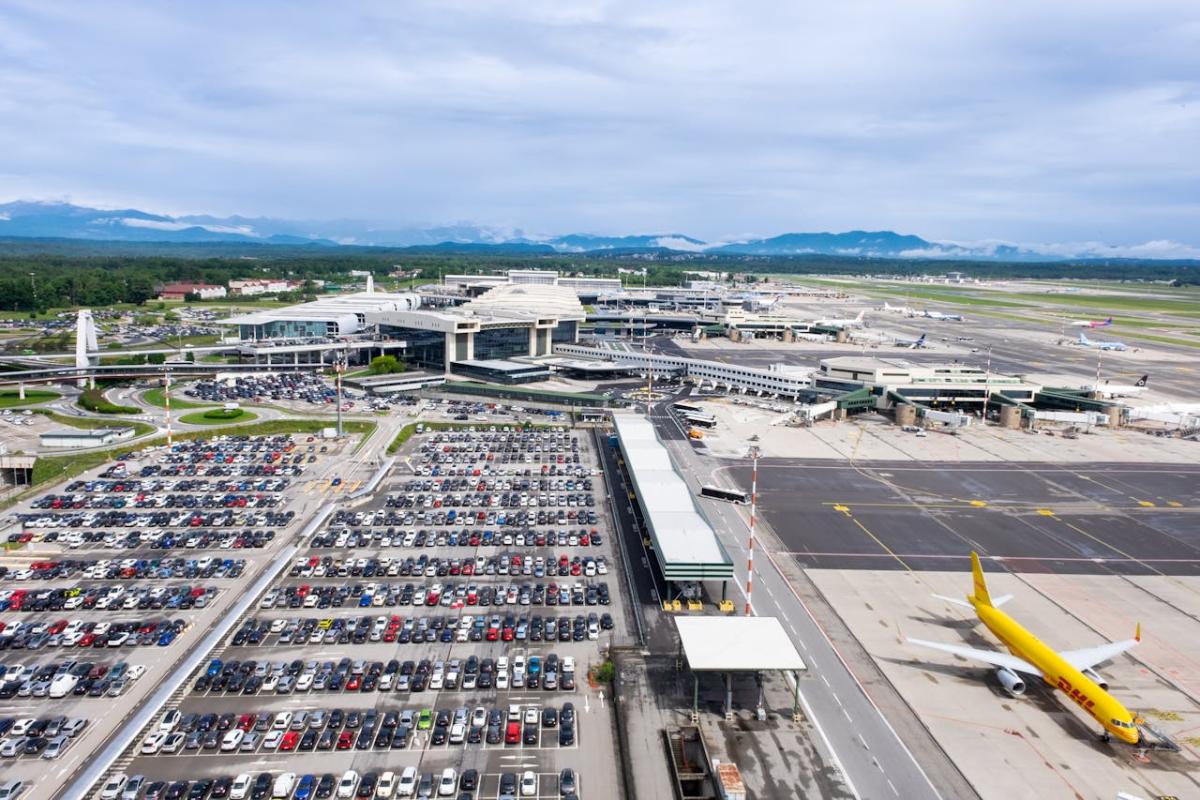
1, 1, 1198, 247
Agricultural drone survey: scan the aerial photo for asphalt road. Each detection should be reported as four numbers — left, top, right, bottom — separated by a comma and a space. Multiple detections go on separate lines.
644, 403, 959, 800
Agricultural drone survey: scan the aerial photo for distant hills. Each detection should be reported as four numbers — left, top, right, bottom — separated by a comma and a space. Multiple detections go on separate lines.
0, 200, 1195, 261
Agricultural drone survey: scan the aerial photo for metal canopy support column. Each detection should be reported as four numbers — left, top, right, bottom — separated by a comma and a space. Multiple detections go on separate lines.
692, 674, 700, 724
724, 672, 734, 720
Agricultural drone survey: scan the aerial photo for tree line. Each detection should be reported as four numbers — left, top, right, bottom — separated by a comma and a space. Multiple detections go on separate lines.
1, 241, 1197, 313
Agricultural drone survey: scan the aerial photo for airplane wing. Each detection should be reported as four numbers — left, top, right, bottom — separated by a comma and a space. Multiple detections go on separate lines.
1059, 638, 1139, 672
908, 638, 1043, 676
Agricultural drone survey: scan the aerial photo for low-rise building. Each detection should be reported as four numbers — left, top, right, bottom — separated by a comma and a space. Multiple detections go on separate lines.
814, 356, 1040, 405
158, 282, 226, 300
40, 426, 138, 449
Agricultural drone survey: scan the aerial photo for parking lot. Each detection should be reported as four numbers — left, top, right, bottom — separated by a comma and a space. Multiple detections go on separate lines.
0, 433, 348, 800
88, 424, 625, 798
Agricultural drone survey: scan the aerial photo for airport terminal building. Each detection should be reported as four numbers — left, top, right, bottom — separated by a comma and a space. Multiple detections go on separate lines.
223, 286, 585, 378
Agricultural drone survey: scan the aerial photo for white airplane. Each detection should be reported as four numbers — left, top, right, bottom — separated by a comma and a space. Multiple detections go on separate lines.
744, 294, 782, 311
894, 333, 927, 349
921, 310, 965, 322
1071, 316, 1113, 328
813, 310, 867, 328
1079, 332, 1127, 351
881, 301, 915, 315
849, 330, 890, 345
1081, 375, 1148, 398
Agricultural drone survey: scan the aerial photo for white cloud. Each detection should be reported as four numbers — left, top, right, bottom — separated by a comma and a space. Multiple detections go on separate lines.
0, 1, 1196, 247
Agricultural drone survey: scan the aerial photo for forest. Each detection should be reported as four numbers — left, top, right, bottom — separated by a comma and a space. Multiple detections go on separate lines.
1, 238, 1197, 313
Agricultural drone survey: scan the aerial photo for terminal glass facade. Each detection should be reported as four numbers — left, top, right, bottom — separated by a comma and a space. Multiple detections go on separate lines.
378, 325, 445, 369
552, 320, 578, 344
239, 320, 332, 340
474, 325, 530, 360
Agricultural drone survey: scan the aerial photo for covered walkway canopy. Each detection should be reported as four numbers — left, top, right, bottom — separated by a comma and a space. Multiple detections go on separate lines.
676, 616, 806, 718
612, 413, 734, 582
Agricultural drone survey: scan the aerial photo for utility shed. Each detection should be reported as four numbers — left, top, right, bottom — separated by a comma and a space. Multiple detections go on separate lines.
676, 616, 805, 719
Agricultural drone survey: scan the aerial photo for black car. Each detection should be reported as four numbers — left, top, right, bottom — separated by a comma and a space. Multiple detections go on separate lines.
164, 781, 189, 800
315, 774, 335, 799
250, 773, 271, 800
459, 769, 479, 791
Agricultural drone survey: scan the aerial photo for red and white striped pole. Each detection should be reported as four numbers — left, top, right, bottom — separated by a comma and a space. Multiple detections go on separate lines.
745, 439, 760, 616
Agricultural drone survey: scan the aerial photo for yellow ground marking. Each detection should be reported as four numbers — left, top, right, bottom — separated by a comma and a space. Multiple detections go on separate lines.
832, 504, 850, 515
1037, 508, 1055, 516
1137, 500, 1157, 508
969, 500, 988, 507
1167, 501, 1183, 508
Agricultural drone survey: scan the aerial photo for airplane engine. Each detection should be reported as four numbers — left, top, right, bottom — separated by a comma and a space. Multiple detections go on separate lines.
996, 667, 1025, 696
1083, 668, 1108, 690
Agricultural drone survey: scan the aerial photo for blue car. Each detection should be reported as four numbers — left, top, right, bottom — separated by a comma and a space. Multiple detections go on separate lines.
294, 774, 315, 800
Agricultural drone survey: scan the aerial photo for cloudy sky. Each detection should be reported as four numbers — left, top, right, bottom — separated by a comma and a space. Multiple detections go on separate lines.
1, 1, 1198, 248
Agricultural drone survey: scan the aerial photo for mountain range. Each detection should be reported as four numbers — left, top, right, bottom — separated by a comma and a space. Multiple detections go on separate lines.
1, 201, 1196, 261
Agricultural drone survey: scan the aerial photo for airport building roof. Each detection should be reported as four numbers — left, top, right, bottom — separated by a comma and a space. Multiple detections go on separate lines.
221, 292, 422, 329
461, 284, 586, 321
612, 412, 734, 581
676, 616, 806, 672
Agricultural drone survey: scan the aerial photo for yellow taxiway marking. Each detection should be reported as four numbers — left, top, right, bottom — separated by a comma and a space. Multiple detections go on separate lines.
1137, 500, 1157, 508
1167, 501, 1183, 508
833, 504, 850, 515
1037, 508, 1055, 516
969, 500, 988, 507
346, 480, 363, 493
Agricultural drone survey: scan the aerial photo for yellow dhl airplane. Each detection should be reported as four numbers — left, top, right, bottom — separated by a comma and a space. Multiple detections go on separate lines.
909, 552, 1143, 744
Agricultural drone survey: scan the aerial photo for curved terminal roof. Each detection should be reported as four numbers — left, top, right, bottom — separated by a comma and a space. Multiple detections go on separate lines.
612, 412, 734, 581
462, 284, 586, 321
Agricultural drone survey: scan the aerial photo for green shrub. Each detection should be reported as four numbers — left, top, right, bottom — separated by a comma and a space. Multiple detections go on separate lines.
78, 388, 138, 414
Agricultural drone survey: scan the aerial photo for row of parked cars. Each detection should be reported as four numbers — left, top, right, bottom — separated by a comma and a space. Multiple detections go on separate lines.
31, 492, 284, 511
308, 524, 601, 549
0, 657, 146, 699
287, 552, 605, 581
63, 478, 292, 495
194, 651, 581, 695
183, 374, 344, 406
232, 608, 609, 650
1, 557, 246, 582
102, 762, 575, 800
0, 584, 215, 613
261, 578, 609, 610
0, 616, 184, 653
16, 508, 294, 530
0, 714, 89, 763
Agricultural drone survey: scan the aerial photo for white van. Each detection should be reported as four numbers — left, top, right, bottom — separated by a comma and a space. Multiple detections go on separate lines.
272, 773, 296, 798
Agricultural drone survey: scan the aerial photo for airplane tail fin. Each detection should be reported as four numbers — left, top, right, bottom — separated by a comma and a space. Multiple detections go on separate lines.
1103, 317, 1113, 326
854, 310, 865, 323
1079, 333, 1090, 344
1136, 374, 1148, 387
969, 551, 992, 607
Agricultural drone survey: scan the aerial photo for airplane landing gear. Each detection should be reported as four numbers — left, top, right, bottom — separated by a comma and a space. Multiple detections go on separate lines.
1101, 732, 1111, 743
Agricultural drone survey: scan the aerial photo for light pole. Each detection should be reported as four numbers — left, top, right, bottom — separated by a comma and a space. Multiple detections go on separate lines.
745, 435, 761, 617
334, 352, 347, 437
164, 372, 173, 447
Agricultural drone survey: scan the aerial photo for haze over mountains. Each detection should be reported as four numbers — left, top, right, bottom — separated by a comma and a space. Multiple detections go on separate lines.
0, 201, 1195, 261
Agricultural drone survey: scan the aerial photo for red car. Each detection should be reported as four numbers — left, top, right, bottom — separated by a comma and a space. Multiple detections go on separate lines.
280, 731, 300, 751
346, 674, 362, 691
505, 721, 521, 744
337, 731, 353, 750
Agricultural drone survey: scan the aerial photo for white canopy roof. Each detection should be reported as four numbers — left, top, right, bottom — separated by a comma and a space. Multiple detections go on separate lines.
676, 617, 806, 672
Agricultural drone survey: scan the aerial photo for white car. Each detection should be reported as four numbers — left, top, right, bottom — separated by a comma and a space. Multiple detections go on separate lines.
272, 773, 296, 799
262, 730, 283, 750
396, 767, 417, 798
140, 732, 168, 754
98, 774, 128, 800
375, 771, 397, 799
437, 768, 457, 797
229, 774, 252, 800
520, 771, 537, 797
221, 729, 244, 751
156, 709, 180, 733
336, 770, 359, 799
